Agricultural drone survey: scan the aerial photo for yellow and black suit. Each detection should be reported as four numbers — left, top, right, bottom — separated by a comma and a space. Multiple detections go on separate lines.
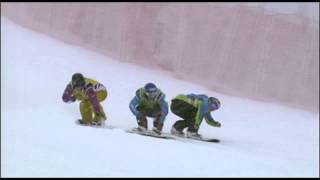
62, 78, 107, 124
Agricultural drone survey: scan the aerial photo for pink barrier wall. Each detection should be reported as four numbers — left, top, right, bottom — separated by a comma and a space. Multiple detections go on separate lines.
2, 3, 319, 112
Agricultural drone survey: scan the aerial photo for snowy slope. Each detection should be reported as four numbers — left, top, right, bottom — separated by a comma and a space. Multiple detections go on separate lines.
1, 18, 319, 177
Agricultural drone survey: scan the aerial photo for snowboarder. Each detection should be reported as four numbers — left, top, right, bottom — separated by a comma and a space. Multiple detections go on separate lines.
170, 94, 221, 138
62, 73, 107, 126
129, 83, 168, 135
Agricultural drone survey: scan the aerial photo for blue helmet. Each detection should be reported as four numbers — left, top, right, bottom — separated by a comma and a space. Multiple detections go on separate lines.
144, 83, 158, 97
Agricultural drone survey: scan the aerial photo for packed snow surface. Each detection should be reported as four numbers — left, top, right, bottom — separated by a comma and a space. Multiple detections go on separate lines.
1, 18, 319, 177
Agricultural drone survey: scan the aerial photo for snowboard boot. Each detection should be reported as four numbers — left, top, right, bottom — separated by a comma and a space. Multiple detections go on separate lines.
133, 126, 147, 132
152, 128, 161, 135
136, 115, 148, 131
186, 131, 202, 139
90, 120, 103, 126
171, 127, 185, 137
91, 114, 105, 127
77, 119, 90, 125
152, 120, 163, 135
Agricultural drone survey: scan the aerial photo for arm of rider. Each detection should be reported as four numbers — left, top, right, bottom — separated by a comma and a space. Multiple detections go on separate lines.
85, 84, 101, 114
158, 94, 168, 124
129, 96, 141, 119
62, 83, 76, 103
205, 113, 221, 127
194, 99, 207, 129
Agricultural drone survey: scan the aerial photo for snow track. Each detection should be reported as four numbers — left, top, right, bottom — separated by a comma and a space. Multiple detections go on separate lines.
1, 18, 319, 177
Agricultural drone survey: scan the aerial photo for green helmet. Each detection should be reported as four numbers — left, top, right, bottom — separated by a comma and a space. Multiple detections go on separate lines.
208, 97, 221, 110
72, 73, 85, 88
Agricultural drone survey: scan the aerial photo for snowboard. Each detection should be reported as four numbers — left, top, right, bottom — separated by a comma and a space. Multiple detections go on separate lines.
126, 128, 176, 140
186, 136, 220, 143
171, 134, 220, 143
75, 120, 115, 129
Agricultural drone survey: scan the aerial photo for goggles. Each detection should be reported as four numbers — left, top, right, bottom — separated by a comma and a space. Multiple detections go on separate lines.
210, 101, 220, 110
145, 90, 157, 98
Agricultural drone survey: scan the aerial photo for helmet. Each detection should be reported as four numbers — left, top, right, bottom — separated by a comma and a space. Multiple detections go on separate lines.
208, 97, 221, 110
72, 73, 85, 88
144, 83, 158, 97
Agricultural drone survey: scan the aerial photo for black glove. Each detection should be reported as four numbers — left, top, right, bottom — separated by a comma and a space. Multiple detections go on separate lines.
136, 105, 142, 111
213, 121, 221, 127
95, 111, 106, 121
136, 112, 144, 121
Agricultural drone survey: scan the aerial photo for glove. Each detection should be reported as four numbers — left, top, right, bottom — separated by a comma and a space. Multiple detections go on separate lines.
136, 112, 144, 121
136, 105, 147, 112
62, 93, 75, 103
213, 121, 221, 127
62, 93, 70, 102
94, 111, 106, 121
136, 105, 142, 111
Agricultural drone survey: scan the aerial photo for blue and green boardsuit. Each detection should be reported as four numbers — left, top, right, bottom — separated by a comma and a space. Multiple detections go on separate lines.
129, 83, 168, 133
171, 94, 221, 134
